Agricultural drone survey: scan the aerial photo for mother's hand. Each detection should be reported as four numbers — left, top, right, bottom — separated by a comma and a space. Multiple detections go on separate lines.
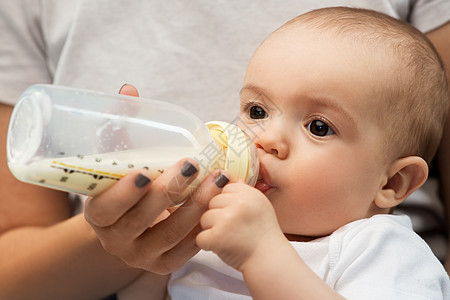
84, 84, 229, 274
85, 160, 227, 274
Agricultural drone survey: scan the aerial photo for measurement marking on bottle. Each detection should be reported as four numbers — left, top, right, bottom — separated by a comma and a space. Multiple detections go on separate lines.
51, 160, 125, 181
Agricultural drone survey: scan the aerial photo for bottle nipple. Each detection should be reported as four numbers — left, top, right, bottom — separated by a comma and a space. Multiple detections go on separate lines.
206, 121, 259, 186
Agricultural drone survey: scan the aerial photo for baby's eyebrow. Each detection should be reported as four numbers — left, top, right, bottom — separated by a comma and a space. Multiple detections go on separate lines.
240, 84, 265, 96
303, 95, 356, 126
239, 84, 272, 107
240, 84, 280, 113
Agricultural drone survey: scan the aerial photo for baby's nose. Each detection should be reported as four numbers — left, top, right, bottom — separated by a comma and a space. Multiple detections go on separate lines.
254, 124, 289, 159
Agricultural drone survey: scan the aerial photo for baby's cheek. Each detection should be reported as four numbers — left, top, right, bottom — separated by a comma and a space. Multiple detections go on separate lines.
279, 163, 360, 235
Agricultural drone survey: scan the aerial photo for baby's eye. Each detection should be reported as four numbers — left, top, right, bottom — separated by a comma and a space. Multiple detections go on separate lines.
249, 105, 268, 119
308, 119, 335, 137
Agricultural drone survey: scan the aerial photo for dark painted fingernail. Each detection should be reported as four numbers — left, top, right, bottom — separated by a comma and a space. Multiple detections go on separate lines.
181, 162, 198, 177
135, 173, 151, 188
214, 173, 229, 188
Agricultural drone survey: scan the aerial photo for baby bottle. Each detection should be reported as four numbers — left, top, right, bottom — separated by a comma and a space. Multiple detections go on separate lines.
6, 84, 259, 202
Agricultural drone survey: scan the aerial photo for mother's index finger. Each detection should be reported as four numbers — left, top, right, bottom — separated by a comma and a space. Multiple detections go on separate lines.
84, 169, 152, 227
104, 159, 201, 239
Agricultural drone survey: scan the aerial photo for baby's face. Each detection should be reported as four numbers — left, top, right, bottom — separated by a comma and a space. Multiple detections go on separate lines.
240, 27, 395, 238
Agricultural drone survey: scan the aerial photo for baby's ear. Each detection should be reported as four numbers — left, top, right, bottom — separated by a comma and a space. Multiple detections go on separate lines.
375, 156, 428, 209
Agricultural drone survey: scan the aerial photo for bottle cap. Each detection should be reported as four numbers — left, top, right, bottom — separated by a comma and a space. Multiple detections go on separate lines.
206, 121, 259, 186
7, 90, 48, 168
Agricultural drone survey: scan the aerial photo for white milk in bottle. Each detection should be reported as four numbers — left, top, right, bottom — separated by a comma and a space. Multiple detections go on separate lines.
7, 85, 258, 202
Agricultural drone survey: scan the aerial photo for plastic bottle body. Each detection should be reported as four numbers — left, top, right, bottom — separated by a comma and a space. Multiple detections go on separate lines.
7, 84, 258, 201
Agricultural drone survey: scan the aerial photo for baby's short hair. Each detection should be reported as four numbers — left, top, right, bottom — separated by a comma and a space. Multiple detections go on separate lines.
281, 7, 449, 163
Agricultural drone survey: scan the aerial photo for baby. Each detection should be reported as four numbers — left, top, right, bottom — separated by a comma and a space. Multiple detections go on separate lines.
120, 7, 449, 299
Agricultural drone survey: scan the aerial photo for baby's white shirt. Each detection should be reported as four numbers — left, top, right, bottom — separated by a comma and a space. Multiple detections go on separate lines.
168, 214, 449, 299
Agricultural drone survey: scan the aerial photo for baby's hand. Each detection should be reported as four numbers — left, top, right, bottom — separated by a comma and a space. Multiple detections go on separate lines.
196, 180, 284, 271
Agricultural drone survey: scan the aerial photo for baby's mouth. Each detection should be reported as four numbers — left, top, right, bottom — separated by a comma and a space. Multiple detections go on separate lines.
255, 164, 276, 195
255, 180, 275, 194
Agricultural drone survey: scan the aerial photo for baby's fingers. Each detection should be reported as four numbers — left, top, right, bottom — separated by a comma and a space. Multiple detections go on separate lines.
196, 206, 223, 250
196, 228, 214, 252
